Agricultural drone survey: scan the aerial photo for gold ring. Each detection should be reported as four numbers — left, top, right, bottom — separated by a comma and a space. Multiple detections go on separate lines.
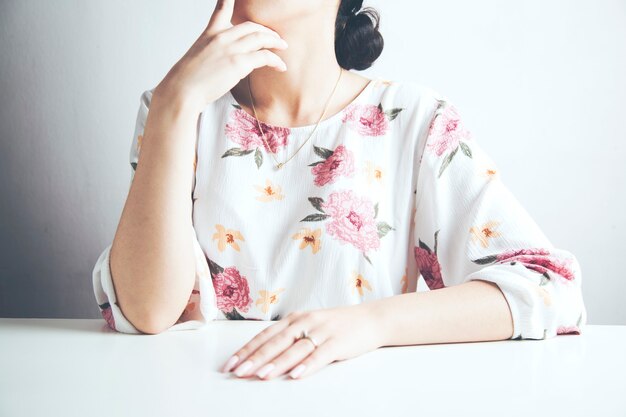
297, 329, 319, 348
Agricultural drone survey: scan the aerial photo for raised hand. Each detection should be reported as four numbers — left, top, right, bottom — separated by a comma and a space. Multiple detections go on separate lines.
154, 0, 288, 115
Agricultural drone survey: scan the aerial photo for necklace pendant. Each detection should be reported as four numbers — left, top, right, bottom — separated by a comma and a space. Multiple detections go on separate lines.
276, 162, 284, 170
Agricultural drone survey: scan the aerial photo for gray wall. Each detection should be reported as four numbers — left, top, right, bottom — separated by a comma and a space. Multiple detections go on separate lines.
1, 0, 624, 325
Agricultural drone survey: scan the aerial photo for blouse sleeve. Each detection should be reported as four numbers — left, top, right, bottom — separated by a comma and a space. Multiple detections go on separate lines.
412, 93, 587, 340
91, 89, 220, 334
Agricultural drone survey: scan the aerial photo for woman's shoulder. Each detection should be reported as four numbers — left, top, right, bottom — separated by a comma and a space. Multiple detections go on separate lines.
372, 77, 450, 125
138, 88, 156, 109
137, 86, 223, 119
375, 77, 447, 105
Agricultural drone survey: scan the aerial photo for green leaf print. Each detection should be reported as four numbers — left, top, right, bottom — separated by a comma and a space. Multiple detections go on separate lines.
438, 145, 459, 178
472, 254, 500, 265
376, 221, 394, 238
254, 147, 263, 168
459, 141, 472, 158
301, 213, 330, 222
207, 256, 225, 280
576, 311, 583, 327
308, 197, 326, 213
385, 107, 405, 121
313, 145, 334, 160
224, 308, 246, 320
221, 147, 255, 158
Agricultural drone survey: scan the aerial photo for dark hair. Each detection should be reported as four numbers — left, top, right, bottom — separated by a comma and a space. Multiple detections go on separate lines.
334, 0, 384, 71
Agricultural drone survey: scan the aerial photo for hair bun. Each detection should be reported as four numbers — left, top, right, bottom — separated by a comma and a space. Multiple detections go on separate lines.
335, 3, 384, 71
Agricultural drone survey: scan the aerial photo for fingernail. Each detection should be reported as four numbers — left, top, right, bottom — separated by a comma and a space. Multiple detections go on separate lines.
255, 363, 275, 379
233, 360, 253, 377
222, 355, 239, 373
289, 364, 306, 379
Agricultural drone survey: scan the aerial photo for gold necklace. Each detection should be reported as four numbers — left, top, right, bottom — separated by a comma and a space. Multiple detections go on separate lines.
247, 67, 344, 170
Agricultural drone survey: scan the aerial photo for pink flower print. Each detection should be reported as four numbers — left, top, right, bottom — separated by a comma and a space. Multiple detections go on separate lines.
426, 101, 474, 178
342, 103, 401, 137
99, 303, 116, 331
222, 105, 291, 168
473, 248, 577, 283
212, 266, 253, 313
427, 103, 472, 156
414, 230, 445, 290
320, 190, 381, 253
309, 144, 355, 186
342, 104, 387, 136
557, 311, 584, 335
557, 325, 581, 335
224, 106, 290, 152
301, 191, 394, 265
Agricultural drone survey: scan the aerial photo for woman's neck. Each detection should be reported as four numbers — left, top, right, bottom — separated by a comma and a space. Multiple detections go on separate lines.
229, 9, 371, 128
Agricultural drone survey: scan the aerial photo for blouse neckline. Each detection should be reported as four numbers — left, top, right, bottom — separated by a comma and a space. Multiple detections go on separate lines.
224, 76, 380, 133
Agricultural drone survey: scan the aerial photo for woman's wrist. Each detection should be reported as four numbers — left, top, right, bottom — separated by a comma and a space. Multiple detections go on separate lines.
357, 300, 392, 349
152, 82, 204, 119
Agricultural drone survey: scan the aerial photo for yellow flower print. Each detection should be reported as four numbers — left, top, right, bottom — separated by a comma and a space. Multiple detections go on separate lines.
480, 166, 499, 181
537, 286, 552, 306
400, 266, 409, 294
363, 160, 385, 185
254, 178, 285, 202
469, 220, 502, 248
351, 270, 373, 297
362, 161, 386, 199
256, 288, 285, 314
212, 224, 245, 252
292, 227, 322, 254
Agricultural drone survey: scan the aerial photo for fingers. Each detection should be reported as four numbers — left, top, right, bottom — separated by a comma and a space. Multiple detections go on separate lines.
218, 20, 283, 44
228, 31, 288, 55
257, 336, 323, 380
221, 319, 290, 373
229, 322, 307, 378
206, 15, 288, 73
206, 0, 235, 37
238, 49, 288, 73
285, 338, 338, 380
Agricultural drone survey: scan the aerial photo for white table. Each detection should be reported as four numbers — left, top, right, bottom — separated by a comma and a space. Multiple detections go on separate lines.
0, 319, 624, 417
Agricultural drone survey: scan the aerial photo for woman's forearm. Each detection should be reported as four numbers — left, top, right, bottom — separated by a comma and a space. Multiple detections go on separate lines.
109, 91, 200, 334
367, 280, 514, 347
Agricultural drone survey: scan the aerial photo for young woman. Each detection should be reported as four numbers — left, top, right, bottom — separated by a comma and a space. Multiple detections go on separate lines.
92, 0, 587, 380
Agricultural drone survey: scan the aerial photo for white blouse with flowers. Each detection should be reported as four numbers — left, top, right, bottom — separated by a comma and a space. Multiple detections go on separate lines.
92, 75, 587, 339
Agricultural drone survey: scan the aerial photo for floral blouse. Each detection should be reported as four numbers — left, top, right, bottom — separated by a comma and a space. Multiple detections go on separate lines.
92, 76, 587, 339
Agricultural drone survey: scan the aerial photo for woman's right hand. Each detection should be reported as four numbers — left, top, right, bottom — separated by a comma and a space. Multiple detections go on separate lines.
153, 0, 288, 115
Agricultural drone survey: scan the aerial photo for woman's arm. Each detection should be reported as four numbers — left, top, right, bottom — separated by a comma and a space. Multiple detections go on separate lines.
222, 93, 585, 380
368, 280, 514, 346
109, 93, 199, 334
219, 281, 513, 380
105, 0, 289, 334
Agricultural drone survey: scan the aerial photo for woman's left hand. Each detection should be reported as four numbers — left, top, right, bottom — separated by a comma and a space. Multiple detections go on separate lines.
221, 303, 386, 380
